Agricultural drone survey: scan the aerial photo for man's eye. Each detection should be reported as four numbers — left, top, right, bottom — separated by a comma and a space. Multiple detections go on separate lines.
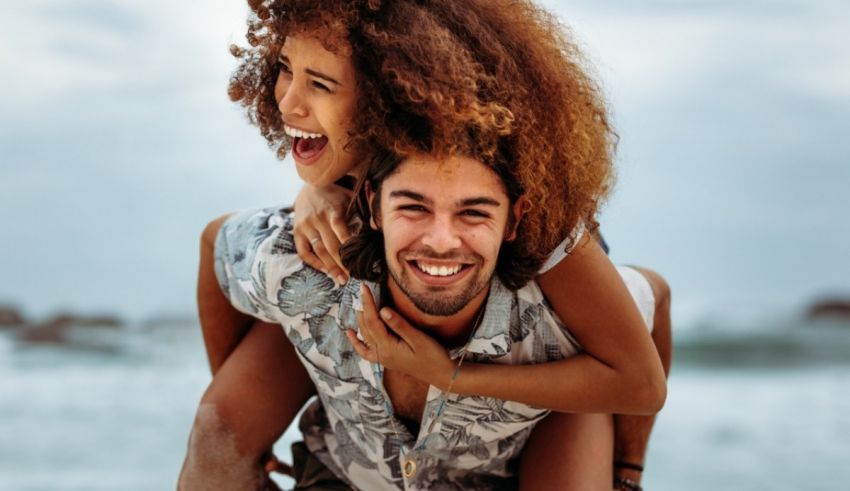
399, 205, 427, 213
461, 210, 489, 218
277, 60, 292, 74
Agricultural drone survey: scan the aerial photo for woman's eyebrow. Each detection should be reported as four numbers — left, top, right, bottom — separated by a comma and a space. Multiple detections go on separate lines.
305, 69, 341, 86
277, 55, 343, 86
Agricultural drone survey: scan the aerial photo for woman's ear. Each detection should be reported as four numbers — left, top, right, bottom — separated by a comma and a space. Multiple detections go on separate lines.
366, 182, 380, 230
505, 195, 526, 242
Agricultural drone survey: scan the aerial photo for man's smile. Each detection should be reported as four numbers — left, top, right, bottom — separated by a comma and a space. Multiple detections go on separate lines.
404, 258, 477, 287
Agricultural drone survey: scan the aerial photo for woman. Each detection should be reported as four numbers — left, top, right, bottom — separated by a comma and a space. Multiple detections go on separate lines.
181, 1, 671, 489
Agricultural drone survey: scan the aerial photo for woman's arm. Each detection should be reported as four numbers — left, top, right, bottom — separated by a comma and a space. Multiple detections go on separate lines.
529, 235, 666, 413
350, 236, 666, 415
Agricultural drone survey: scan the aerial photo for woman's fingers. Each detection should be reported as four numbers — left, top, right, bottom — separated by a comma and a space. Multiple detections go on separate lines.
359, 285, 391, 342
377, 307, 419, 350
329, 210, 354, 246
346, 329, 378, 363
294, 231, 327, 274
316, 225, 348, 284
295, 225, 347, 284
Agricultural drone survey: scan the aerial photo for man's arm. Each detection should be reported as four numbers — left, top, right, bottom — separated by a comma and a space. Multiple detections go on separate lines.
197, 214, 253, 374
611, 267, 672, 486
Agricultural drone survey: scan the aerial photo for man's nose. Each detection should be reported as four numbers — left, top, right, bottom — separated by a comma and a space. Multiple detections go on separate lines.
421, 216, 462, 252
278, 83, 308, 119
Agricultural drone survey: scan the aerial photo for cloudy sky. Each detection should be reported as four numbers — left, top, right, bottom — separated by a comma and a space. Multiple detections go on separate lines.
1, 0, 848, 325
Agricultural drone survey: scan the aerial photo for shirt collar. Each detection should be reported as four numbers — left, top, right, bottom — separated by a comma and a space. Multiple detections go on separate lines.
459, 278, 515, 358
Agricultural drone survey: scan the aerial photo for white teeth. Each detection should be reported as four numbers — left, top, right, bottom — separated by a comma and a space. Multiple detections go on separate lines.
284, 124, 324, 139
416, 261, 462, 277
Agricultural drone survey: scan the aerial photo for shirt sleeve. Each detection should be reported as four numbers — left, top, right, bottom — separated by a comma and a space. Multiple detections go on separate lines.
536, 221, 586, 274
213, 207, 301, 323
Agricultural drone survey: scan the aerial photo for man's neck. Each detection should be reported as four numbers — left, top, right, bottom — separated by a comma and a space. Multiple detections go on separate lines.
385, 281, 489, 348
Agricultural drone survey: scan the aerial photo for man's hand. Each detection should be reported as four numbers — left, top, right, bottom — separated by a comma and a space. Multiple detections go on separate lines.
347, 285, 454, 390
293, 183, 353, 285
263, 452, 293, 476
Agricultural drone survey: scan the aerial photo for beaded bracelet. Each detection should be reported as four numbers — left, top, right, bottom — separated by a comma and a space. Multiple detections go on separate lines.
613, 476, 643, 491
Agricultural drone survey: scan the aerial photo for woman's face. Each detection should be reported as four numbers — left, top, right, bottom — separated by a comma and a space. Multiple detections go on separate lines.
275, 35, 359, 186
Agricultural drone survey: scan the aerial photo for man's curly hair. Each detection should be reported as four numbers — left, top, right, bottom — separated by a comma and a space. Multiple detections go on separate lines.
229, 0, 617, 274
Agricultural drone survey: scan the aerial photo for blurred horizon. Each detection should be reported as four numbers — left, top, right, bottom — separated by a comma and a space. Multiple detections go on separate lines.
1, 0, 849, 327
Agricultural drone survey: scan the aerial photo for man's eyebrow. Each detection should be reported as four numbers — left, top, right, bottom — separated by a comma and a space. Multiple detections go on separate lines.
389, 190, 430, 204
388, 191, 501, 209
459, 197, 502, 208
277, 55, 342, 86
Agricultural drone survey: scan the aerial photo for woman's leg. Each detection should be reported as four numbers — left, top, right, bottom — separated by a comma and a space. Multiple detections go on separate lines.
519, 412, 614, 491
178, 321, 315, 490
612, 267, 672, 485
519, 268, 672, 489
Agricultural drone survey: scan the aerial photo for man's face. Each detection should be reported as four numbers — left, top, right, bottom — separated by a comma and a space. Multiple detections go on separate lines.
372, 154, 519, 316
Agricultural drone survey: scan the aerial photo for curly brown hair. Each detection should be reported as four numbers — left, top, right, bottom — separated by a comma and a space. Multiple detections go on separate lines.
229, 0, 616, 267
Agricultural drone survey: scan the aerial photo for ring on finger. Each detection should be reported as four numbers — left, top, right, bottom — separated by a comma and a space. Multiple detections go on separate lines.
309, 236, 321, 247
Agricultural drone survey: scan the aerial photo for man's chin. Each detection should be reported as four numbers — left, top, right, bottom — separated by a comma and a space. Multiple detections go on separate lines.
392, 272, 488, 317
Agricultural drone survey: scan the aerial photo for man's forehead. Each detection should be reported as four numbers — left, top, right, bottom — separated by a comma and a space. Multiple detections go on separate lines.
383, 155, 508, 203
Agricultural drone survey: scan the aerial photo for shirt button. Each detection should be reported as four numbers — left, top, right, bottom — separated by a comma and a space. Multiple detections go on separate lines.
403, 458, 417, 478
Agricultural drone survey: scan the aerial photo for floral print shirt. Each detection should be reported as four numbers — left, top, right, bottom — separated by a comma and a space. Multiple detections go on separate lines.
215, 207, 585, 490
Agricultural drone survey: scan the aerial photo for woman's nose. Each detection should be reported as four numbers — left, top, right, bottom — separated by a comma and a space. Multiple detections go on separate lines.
277, 81, 308, 119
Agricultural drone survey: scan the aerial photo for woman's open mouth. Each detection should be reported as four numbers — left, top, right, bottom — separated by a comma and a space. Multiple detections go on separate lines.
285, 124, 329, 164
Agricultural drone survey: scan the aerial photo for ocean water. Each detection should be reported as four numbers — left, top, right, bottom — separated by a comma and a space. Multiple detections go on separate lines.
1, 320, 849, 490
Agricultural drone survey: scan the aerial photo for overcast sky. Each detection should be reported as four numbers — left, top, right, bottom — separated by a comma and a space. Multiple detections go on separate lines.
1, 0, 848, 325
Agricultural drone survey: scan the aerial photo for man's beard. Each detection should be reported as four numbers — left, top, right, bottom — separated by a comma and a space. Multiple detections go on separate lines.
388, 258, 492, 316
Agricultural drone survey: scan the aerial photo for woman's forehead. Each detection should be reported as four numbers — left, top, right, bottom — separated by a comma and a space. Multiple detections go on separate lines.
281, 22, 352, 57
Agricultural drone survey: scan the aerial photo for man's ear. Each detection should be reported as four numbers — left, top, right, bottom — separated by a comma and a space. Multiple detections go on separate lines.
365, 182, 380, 230
505, 195, 526, 242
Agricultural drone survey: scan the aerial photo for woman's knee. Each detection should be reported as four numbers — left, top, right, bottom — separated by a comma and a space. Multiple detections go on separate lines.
631, 266, 671, 312
520, 412, 614, 491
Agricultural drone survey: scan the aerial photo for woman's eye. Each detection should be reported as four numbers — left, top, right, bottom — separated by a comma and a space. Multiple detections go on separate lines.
399, 205, 426, 213
312, 80, 331, 92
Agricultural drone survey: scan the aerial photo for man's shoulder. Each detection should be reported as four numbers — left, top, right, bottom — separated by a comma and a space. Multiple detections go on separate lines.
483, 279, 582, 363
219, 206, 297, 258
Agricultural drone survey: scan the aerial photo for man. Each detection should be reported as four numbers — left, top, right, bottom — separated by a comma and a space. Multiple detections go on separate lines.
188, 151, 665, 490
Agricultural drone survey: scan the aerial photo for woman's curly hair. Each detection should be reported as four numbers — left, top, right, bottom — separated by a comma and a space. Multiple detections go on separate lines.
229, 0, 617, 272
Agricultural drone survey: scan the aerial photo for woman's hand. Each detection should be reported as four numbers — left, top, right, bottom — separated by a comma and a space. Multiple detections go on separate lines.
293, 183, 354, 284
347, 285, 454, 390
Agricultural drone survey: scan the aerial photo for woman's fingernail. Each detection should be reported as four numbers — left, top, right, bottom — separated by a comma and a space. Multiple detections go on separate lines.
380, 309, 392, 320
337, 274, 347, 284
